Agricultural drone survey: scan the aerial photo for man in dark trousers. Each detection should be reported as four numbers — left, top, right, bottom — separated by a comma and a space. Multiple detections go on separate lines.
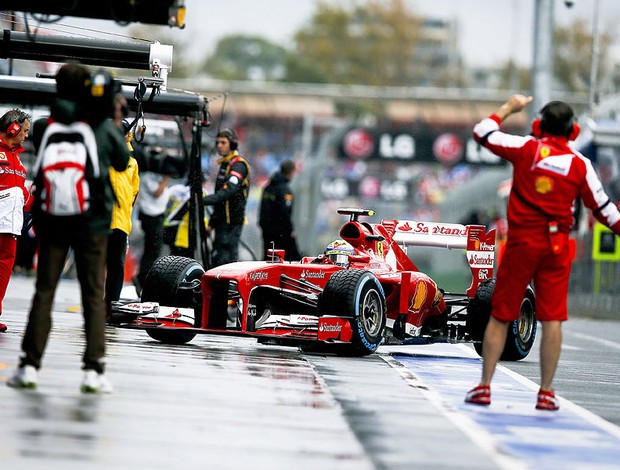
203, 128, 250, 267
7, 63, 130, 393
259, 159, 301, 261
464, 94, 620, 411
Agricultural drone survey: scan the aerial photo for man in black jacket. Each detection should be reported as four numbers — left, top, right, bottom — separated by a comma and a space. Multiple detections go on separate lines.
259, 160, 301, 261
203, 128, 250, 267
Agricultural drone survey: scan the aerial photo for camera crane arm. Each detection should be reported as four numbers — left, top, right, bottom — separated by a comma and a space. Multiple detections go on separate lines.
0, 28, 213, 267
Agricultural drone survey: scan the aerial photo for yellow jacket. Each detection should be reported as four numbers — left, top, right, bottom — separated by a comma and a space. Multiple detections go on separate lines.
110, 156, 140, 234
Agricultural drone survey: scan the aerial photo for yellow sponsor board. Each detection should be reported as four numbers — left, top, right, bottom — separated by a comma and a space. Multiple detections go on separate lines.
592, 222, 620, 261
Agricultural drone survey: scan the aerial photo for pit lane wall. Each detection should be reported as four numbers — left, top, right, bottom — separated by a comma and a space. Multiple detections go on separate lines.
568, 293, 618, 320
567, 231, 620, 320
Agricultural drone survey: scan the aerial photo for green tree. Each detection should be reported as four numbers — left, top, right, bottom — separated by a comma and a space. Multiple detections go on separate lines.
497, 19, 613, 94
498, 59, 531, 91
202, 35, 288, 81
282, 52, 329, 83
293, 0, 424, 86
553, 19, 613, 92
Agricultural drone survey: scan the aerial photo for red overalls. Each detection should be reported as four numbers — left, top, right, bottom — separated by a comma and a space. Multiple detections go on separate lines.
473, 115, 620, 322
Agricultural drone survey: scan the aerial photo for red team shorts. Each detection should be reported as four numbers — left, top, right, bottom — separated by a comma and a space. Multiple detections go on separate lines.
491, 227, 571, 323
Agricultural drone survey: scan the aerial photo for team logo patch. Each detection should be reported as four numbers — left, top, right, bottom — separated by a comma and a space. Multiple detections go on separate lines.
536, 154, 573, 176
535, 176, 553, 194
540, 146, 551, 158
0, 152, 7, 162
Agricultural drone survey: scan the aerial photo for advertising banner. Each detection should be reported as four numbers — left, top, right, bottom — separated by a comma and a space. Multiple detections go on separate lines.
338, 127, 504, 166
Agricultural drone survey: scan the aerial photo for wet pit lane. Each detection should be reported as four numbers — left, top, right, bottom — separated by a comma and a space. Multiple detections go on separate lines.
2, 276, 620, 469
2, 328, 373, 469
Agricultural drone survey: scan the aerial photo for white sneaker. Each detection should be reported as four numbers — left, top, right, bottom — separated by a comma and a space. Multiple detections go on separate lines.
80, 370, 114, 394
98, 374, 114, 394
7, 365, 38, 389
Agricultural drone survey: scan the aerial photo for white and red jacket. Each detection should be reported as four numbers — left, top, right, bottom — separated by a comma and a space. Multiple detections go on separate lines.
0, 137, 33, 235
474, 114, 620, 235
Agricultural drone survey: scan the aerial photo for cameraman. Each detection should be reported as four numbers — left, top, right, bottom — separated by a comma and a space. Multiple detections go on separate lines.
8, 63, 129, 393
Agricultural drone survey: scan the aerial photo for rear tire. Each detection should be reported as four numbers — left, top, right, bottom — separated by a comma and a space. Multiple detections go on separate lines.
466, 279, 537, 361
141, 256, 204, 345
502, 287, 536, 361
317, 269, 386, 356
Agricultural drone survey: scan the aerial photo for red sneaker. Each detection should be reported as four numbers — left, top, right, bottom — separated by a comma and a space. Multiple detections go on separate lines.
0, 322, 7, 332
465, 385, 491, 405
536, 389, 559, 411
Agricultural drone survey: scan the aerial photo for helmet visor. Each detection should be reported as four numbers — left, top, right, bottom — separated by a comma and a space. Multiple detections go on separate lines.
329, 253, 350, 267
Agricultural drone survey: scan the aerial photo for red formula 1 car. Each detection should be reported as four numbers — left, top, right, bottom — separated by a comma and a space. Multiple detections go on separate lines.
112, 208, 536, 359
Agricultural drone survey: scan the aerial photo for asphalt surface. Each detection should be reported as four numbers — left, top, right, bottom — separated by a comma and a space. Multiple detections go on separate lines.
1, 274, 619, 469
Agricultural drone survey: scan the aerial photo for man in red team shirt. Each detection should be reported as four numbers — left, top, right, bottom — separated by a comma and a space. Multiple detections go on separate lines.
465, 95, 620, 410
0, 109, 33, 333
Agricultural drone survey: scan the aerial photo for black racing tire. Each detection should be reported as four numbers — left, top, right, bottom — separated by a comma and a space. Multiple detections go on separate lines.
141, 256, 204, 345
466, 279, 495, 345
466, 279, 537, 361
502, 286, 536, 361
316, 269, 386, 356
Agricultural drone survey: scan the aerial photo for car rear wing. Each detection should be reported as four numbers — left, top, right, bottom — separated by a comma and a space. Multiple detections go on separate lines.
384, 220, 496, 297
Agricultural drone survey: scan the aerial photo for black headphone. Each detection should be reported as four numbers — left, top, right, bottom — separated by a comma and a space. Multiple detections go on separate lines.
83, 69, 121, 120
218, 128, 239, 151
88, 69, 118, 102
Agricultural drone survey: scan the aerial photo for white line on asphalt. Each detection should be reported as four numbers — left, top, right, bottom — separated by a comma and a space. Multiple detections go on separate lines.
381, 353, 527, 470
568, 332, 620, 351
456, 342, 620, 440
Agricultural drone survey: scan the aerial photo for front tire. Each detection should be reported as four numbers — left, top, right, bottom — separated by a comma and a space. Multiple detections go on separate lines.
317, 269, 386, 356
466, 279, 537, 361
141, 256, 204, 345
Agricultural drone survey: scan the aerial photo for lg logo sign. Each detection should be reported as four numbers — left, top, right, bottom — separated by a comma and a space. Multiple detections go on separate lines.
378, 133, 415, 160
343, 129, 416, 160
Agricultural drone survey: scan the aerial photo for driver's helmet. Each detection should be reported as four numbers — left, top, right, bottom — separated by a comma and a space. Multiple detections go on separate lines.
325, 239, 355, 267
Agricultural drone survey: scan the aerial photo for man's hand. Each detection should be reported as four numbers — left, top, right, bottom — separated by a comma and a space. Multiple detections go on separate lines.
495, 94, 534, 121
154, 175, 170, 198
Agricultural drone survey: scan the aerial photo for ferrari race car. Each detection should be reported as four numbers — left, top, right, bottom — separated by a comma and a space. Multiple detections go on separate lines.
112, 208, 536, 359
